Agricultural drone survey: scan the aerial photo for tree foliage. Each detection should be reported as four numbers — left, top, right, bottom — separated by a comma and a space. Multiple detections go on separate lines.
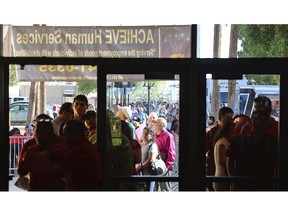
130, 81, 166, 102
75, 80, 166, 103
238, 25, 288, 58
76, 82, 97, 95
238, 24, 285, 85
244, 74, 279, 85
9, 65, 18, 86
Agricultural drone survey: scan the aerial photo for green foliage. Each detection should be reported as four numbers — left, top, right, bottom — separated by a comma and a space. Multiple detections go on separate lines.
130, 81, 166, 102
244, 74, 280, 85
76, 82, 97, 95
9, 65, 18, 86
238, 25, 288, 57
238, 24, 285, 85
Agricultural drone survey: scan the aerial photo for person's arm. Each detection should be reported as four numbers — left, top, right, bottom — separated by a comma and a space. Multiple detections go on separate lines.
226, 156, 235, 176
218, 144, 228, 168
17, 152, 30, 176
165, 134, 176, 170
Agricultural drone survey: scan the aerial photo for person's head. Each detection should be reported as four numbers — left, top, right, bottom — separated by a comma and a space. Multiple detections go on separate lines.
81, 110, 97, 131
73, 95, 88, 120
34, 118, 55, 148
25, 124, 33, 134
63, 119, 86, 146
132, 115, 142, 128
254, 96, 272, 114
138, 107, 144, 114
141, 126, 155, 143
59, 102, 74, 120
88, 103, 95, 110
251, 109, 270, 131
35, 114, 53, 125
116, 106, 132, 121
207, 115, 215, 126
147, 112, 158, 126
218, 106, 234, 125
30, 114, 52, 135
213, 119, 233, 144
158, 113, 167, 121
9, 128, 21, 136
232, 114, 253, 137
153, 117, 167, 135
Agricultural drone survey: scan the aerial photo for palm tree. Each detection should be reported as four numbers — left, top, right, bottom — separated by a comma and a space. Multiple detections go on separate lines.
211, 24, 222, 120
227, 24, 238, 112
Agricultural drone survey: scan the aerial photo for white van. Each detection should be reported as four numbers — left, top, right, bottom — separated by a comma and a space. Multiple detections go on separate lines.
9, 96, 28, 104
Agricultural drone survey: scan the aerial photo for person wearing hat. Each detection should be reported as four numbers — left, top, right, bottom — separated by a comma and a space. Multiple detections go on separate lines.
81, 110, 97, 146
253, 96, 278, 140
116, 106, 136, 140
116, 105, 142, 170
132, 115, 146, 143
18, 114, 56, 165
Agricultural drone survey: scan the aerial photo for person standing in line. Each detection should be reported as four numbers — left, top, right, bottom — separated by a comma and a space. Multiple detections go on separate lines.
17, 118, 67, 191
62, 119, 103, 191
212, 120, 233, 191
51, 102, 73, 135
206, 115, 216, 132
81, 110, 97, 146
72, 95, 89, 121
116, 105, 141, 166
253, 96, 278, 141
132, 115, 146, 143
135, 126, 159, 191
205, 107, 234, 191
153, 117, 176, 191
23, 124, 34, 137
147, 112, 158, 127
18, 114, 54, 163
137, 107, 148, 126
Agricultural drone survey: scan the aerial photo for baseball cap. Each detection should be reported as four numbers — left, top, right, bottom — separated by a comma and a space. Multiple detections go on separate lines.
81, 110, 97, 121
133, 115, 142, 123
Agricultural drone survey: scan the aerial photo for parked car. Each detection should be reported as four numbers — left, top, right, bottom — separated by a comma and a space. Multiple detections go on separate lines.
9, 101, 29, 125
10, 101, 54, 125
9, 96, 28, 104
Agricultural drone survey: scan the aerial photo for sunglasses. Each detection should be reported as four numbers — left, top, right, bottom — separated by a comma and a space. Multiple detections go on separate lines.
37, 118, 52, 122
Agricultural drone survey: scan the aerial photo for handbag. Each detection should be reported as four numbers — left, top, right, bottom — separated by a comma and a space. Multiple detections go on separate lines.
150, 155, 167, 175
147, 143, 167, 175
14, 175, 29, 191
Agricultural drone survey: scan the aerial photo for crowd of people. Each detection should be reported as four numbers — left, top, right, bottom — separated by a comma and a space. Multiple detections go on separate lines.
14, 95, 179, 191
205, 95, 278, 191
12, 93, 278, 191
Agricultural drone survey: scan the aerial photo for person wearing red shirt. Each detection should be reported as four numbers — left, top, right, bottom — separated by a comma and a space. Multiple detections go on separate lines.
18, 114, 53, 164
17, 118, 67, 191
63, 119, 103, 191
253, 96, 278, 140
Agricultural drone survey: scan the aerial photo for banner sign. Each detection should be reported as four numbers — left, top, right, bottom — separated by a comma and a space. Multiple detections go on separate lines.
12, 26, 191, 81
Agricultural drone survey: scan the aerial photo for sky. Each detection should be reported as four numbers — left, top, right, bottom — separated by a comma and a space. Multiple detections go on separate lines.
1, 0, 286, 59
1, 0, 288, 214
1, 0, 287, 25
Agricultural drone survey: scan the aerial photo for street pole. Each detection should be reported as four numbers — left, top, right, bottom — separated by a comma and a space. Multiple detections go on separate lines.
148, 85, 151, 115
144, 81, 155, 115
